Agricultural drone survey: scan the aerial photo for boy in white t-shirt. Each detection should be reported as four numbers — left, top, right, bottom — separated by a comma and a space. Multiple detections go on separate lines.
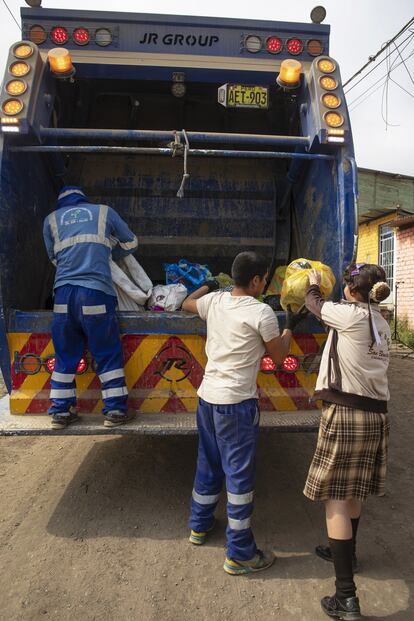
182, 251, 303, 575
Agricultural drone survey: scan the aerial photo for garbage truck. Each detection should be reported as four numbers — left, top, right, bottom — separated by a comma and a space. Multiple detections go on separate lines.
0, 7, 358, 435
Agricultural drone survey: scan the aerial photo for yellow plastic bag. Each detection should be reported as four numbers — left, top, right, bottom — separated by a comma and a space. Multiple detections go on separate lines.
266, 266, 287, 296
280, 258, 335, 312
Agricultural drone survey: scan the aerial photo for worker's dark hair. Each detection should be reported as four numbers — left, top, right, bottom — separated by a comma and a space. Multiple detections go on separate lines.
231, 252, 269, 287
343, 263, 390, 303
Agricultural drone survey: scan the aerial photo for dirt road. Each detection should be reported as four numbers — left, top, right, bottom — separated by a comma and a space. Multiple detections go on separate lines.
0, 357, 413, 620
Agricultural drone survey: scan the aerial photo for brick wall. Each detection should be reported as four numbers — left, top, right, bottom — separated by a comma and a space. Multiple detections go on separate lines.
395, 226, 414, 330
357, 214, 395, 264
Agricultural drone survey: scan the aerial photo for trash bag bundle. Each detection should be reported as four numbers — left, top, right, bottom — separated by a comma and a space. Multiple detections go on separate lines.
280, 258, 335, 312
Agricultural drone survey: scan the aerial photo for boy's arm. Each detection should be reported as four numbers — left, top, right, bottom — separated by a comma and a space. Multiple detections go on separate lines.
181, 285, 210, 315
264, 330, 293, 365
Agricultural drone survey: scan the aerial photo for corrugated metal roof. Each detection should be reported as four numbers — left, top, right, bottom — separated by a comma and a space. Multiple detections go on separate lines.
358, 168, 414, 223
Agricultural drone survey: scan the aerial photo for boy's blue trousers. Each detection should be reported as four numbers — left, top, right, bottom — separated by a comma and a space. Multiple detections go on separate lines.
189, 397, 260, 561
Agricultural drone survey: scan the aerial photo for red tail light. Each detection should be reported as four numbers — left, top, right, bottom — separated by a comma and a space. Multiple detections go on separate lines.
260, 356, 277, 373
45, 356, 56, 373
282, 355, 299, 372
287, 38, 303, 55
73, 27, 90, 46
76, 357, 87, 374
50, 27, 69, 45
266, 36, 282, 54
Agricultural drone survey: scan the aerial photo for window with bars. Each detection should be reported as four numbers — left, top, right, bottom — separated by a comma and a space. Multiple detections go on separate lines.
379, 223, 395, 294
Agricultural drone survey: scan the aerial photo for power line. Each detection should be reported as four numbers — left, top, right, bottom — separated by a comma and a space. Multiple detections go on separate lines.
346, 35, 414, 107
344, 30, 414, 94
1, 0, 20, 31
343, 16, 414, 87
348, 49, 414, 111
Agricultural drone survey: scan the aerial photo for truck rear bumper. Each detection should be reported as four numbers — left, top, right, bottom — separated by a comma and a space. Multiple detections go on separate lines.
0, 395, 320, 436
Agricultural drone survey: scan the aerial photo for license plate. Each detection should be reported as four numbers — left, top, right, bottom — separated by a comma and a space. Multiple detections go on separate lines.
218, 84, 269, 109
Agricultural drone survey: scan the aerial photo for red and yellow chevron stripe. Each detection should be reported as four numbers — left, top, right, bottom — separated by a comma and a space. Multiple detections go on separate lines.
7, 332, 326, 415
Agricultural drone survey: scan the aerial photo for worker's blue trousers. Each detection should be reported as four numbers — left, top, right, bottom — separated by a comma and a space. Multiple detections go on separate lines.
189, 397, 260, 561
49, 285, 128, 416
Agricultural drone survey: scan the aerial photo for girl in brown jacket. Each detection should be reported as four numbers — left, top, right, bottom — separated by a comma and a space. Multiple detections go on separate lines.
304, 263, 391, 621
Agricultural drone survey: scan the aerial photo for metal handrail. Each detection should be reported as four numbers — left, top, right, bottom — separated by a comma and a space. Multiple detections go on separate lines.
39, 127, 310, 148
10, 145, 334, 160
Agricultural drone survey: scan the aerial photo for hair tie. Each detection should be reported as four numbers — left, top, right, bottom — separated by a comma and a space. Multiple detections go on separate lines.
370, 281, 388, 303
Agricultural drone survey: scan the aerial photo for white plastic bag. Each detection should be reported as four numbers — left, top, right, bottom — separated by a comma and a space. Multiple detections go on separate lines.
148, 284, 188, 311
110, 256, 153, 311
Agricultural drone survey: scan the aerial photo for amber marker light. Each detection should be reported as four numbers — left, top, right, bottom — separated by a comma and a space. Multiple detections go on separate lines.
318, 58, 336, 73
320, 75, 338, 90
6, 79, 27, 96
9, 61, 30, 77
277, 59, 302, 89
322, 93, 341, 108
14, 43, 34, 59
324, 111, 344, 127
2, 99, 23, 115
48, 48, 75, 78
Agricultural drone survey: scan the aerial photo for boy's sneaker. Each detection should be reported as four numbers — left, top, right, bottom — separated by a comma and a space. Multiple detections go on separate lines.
103, 411, 135, 428
51, 410, 79, 430
316, 545, 359, 573
321, 595, 362, 620
223, 549, 275, 575
189, 520, 216, 545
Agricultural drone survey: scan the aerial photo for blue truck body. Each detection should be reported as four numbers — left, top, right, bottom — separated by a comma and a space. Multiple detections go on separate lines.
0, 8, 357, 433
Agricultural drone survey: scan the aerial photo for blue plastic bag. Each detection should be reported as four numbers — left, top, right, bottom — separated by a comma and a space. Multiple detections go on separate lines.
165, 259, 211, 293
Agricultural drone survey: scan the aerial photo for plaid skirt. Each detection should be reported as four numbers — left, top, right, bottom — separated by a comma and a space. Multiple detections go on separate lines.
304, 403, 390, 501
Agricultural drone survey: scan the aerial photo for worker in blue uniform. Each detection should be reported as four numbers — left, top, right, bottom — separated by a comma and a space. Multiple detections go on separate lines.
43, 186, 138, 430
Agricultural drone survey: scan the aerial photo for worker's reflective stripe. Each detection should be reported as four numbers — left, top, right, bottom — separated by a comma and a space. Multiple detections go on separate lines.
54, 234, 112, 253
82, 304, 107, 315
119, 235, 138, 250
102, 387, 128, 399
58, 188, 85, 201
228, 517, 251, 531
99, 368, 125, 383
53, 304, 68, 313
48, 212, 60, 245
50, 388, 76, 399
227, 491, 254, 505
51, 372, 75, 383
98, 204, 108, 237
192, 489, 220, 505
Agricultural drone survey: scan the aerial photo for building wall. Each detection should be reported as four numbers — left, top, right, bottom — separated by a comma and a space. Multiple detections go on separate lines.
356, 213, 395, 264
395, 227, 414, 330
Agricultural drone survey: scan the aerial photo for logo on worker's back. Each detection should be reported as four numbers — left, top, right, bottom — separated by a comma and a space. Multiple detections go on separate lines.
61, 207, 93, 226
154, 344, 194, 382
139, 32, 219, 48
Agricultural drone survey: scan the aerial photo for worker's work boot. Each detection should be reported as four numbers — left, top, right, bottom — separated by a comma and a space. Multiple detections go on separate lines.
51, 409, 79, 430
103, 410, 135, 428
189, 520, 216, 545
223, 549, 275, 575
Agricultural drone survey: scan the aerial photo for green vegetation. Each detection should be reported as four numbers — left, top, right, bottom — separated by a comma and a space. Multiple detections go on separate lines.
391, 318, 414, 349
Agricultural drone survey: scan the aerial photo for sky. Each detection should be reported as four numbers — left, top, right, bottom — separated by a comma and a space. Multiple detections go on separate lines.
0, 0, 413, 176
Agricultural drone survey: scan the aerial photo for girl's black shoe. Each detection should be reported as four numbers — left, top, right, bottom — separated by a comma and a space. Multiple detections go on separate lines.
321, 595, 362, 620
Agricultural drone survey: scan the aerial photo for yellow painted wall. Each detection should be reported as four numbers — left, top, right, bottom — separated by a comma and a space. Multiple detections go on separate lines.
356, 214, 395, 264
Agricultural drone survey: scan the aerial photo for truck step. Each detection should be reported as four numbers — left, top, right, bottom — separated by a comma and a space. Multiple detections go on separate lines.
0, 396, 320, 436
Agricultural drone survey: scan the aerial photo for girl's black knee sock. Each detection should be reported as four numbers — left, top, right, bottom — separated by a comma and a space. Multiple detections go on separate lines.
328, 537, 356, 601
351, 517, 360, 555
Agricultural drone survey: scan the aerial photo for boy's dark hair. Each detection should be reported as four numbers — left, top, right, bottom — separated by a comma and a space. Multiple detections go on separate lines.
343, 263, 390, 303
231, 252, 269, 287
